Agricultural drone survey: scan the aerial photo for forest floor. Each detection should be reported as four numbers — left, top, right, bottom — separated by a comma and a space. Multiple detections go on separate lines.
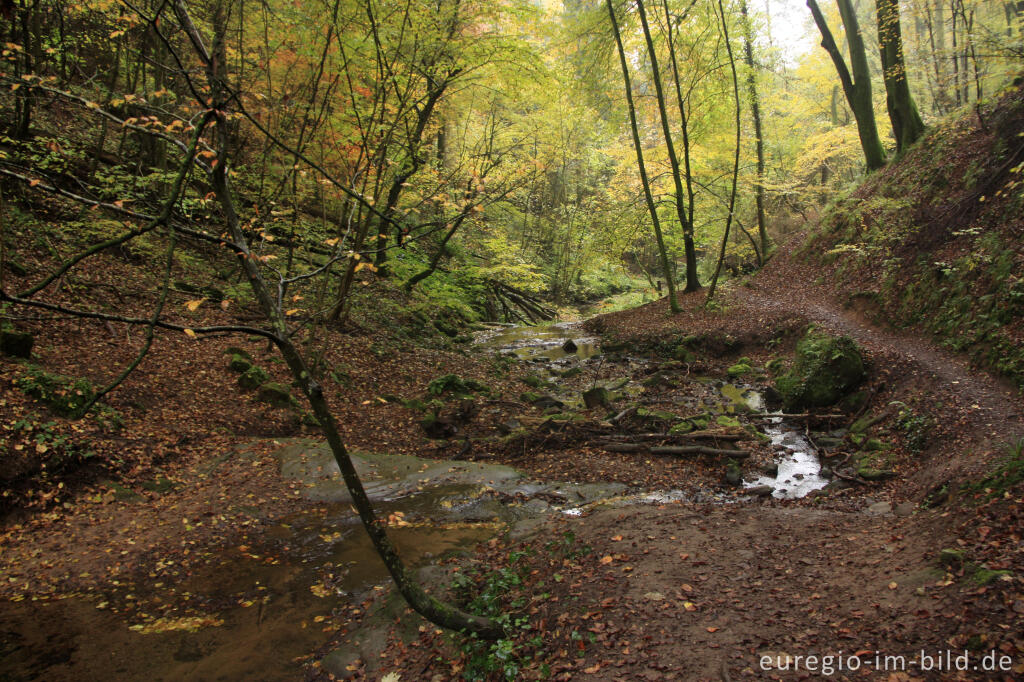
2, 234, 1023, 681
319, 234, 1024, 681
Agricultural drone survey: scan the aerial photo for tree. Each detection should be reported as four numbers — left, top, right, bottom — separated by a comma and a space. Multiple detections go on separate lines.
605, 0, 681, 312
635, 0, 701, 293
739, 0, 769, 262
807, 0, 888, 170
876, 0, 926, 152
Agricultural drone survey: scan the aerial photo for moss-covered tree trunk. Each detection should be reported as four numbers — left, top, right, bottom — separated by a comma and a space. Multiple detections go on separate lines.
807, 0, 888, 171
740, 0, 768, 263
876, 0, 925, 153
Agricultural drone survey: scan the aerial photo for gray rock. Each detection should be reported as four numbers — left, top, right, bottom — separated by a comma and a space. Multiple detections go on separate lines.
866, 501, 892, 515
748, 485, 774, 497
562, 339, 578, 353
894, 501, 915, 517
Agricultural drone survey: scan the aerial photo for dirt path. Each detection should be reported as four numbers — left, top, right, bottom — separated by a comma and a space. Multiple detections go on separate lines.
746, 236, 1023, 428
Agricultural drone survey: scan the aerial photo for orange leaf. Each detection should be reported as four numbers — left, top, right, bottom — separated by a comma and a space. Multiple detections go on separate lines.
706, 627, 719, 633
611, 535, 623, 542
285, 308, 300, 316
184, 299, 205, 311
599, 555, 613, 565
183, 329, 197, 339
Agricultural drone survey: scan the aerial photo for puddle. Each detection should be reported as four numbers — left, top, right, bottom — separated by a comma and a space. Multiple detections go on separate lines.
476, 321, 600, 361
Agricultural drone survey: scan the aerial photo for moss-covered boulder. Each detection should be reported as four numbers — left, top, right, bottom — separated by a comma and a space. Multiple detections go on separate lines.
238, 365, 270, 390
228, 353, 252, 373
726, 358, 753, 377
1, 329, 34, 359
256, 382, 295, 408
775, 329, 865, 409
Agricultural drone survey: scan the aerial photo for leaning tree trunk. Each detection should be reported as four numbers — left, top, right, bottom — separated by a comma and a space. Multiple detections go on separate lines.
876, 0, 925, 153
606, 0, 681, 312
185, 0, 504, 640
807, 0, 888, 171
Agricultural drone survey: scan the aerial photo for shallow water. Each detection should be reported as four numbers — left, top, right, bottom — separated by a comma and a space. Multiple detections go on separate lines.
476, 321, 600, 361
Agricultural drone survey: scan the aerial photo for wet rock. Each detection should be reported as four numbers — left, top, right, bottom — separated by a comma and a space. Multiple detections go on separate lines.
0, 329, 33, 358
583, 386, 610, 409
724, 461, 742, 486
775, 329, 866, 409
562, 339, 578, 353
495, 418, 521, 435
748, 485, 774, 497
819, 465, 833, 479
761, 462, 779, 476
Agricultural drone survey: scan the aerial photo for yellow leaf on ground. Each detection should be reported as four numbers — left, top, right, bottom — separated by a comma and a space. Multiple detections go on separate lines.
184, 299, 205, 311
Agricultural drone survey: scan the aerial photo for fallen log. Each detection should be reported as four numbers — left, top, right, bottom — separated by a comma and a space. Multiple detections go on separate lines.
598, 431, 744, 443
649, 446, 750, 458
603, 443, 646, 453
748, 413, 844, 419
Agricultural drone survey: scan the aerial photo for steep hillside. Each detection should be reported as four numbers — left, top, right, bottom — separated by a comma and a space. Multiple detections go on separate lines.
804, 78, 1024, 388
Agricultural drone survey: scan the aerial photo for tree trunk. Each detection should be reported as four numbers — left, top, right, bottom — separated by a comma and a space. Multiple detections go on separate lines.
876, 0, 925, 153
606, 0, 680, 313
662, 0, 702, 292
740, 0, 768, 263
635, 0, 699, 296
807, 0, 888, 170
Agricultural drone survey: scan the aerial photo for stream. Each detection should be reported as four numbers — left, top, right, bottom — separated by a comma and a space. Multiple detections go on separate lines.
0, 319, 830, 681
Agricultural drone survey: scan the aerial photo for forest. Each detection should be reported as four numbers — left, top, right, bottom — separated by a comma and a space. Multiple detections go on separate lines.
0, 0, 1022, 678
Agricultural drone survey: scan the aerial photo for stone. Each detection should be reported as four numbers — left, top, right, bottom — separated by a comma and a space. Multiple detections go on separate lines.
223, 346, 253, 361
238, 365, 269, 390
894, 501, 915, 517
583, 386, 610, 409
761, 462, 779, 476
775, 328, 866, 409
228, 353, 252, 373
256, 382, 294, 407
561, 338, 578, 353
0, 329, 34, 358
866, 501, 892, 514
858, 466, 897, 481
724, 461, 742, 486
748, 485, 774, 497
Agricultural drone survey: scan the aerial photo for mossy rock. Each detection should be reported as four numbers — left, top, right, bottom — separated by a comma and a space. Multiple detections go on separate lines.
223, 346, 253, 361
228, 354, 252, 373
669, 421, 694, 435
765, 358, 785, 375
1, 329, 34, 359
520, 374, 547, 389
857, 466, 896, 481
256, 382, 295, 408
238, 365, 270, 390
775, 329, 865, 409
726, 362, 753, 377
716, 415, 742, 428
636, 407, 680, 422
558, 367, 583, 379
